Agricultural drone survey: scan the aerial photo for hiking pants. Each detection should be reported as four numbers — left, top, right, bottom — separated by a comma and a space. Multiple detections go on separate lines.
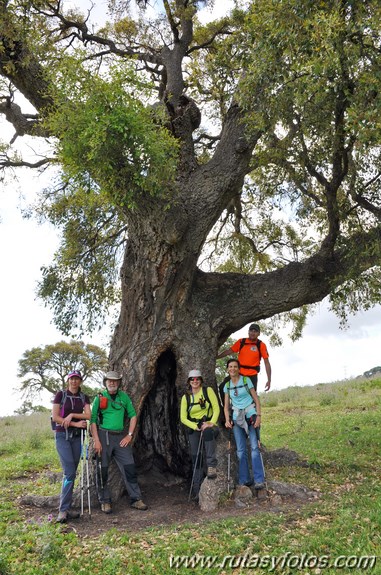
97, 429, 142, 504
188, 427, 219, 495
233, 423, 265, 486
55, 430, 82, 512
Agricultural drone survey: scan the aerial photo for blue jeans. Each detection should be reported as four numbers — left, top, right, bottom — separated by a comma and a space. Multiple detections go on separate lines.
55, 431, 82, 512
232, 423, 265, 485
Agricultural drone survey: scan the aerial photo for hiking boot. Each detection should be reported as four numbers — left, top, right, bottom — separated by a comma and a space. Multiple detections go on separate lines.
131, 499, 148, 511
254, 482, 266, 490
56, 511, 67, 524
101, 502, 112, 514
207, 467, 217, 479
67, 510, 80, 520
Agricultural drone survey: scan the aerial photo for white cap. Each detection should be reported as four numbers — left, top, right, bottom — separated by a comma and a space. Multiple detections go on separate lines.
188, 369, 202, 378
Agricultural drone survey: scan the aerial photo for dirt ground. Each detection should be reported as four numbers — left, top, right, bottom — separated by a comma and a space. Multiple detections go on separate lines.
18, 449, 314, 536
19, 479, 303, 537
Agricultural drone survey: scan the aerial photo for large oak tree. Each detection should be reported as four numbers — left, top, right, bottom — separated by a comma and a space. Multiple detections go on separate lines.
1, 0, 381, 478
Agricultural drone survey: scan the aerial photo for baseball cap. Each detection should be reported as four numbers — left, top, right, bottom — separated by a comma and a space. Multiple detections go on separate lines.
249, 323, 260, 332
67, 370, 83, 380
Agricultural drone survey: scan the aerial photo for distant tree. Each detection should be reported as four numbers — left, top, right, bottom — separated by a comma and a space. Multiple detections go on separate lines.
13, 401, 50, 416
364, 366, 381, 378
17, 340, 108, 400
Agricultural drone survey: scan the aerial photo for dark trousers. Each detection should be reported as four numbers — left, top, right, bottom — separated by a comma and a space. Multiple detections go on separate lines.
98, 429, 142, 503
188, 427, 219, 496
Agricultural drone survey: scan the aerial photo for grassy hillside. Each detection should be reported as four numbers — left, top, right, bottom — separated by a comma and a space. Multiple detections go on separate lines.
0, 377, 380, 574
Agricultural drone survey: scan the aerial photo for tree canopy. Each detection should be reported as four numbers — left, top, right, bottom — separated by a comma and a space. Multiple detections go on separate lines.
17, 340, 108, 400
2, 0, 381, 479
1, 0, 380, 344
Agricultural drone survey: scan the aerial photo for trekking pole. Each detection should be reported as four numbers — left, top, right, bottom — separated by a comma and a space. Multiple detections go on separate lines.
188, 431, 204, 502
80, 429, 85, 517
85, 428, 92, 517
94, 454, 104, 503
255, 425, 266, 483
227, 428, 232, 493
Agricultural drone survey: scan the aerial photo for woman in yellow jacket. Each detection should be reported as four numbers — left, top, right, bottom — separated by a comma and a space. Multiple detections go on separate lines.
180, 369, 220, 500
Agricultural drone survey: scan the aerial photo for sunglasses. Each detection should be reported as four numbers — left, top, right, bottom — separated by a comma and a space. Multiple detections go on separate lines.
189, 377, 201, 381
234, 387, 238, 396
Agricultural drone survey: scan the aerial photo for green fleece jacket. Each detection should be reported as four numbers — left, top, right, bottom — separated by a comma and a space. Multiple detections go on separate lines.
90, 389, 136, 432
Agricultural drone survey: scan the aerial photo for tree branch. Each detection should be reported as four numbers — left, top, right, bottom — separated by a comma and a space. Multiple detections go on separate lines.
195, 226, 381, 343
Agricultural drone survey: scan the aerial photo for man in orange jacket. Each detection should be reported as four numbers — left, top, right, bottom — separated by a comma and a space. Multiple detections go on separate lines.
217, 323, 271, 392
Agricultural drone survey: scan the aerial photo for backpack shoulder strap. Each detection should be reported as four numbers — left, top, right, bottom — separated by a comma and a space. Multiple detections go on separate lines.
239, 338, 262, 355
96, 392, 104, 425
257, 339, 262, 360
242, 376, 254, 398
60, 390, 67, 407
59, 390, 68, 418
202, 386, 212, 420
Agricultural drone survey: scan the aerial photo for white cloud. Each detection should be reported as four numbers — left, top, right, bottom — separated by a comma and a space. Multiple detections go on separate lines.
231, 303, 381, 393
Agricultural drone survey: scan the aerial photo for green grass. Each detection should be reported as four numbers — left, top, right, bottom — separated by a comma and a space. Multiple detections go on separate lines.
0, 378, 380, 574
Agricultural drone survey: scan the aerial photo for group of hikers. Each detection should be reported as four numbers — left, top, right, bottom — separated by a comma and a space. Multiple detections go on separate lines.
52, 323, 272, 523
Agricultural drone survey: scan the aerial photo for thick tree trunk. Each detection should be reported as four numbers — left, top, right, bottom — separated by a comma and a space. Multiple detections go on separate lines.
106, 214, 381, 497
109, 220, 221, 482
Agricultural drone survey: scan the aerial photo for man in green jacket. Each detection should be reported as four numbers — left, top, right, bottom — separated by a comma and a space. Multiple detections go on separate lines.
90, 371, 148, 514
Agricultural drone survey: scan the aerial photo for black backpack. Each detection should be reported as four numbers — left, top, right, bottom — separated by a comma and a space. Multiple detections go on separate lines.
185, 386, 212, 423
51, 390, 86, 431
237, 337, 262, 371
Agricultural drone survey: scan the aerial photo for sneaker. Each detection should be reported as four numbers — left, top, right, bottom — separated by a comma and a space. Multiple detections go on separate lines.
244, 480, 253, 487
101, 502, 112, 514
67, 510, 80, 520
207, 467, 217, 479
131, 499, 148, 510
56, 511, 67, 524
254, 482, 266, 490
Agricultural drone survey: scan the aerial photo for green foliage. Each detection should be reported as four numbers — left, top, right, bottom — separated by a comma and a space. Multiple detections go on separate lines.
47, 61, 178, 206
237, 0, 381, 227
36, 183, 124, 335
34, 60, 179, 333
14, 401, 50, 416
215, 337, 235, 383
198, 0, 381, 329
17, 340, 108, 400
2, 0, 381, 341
